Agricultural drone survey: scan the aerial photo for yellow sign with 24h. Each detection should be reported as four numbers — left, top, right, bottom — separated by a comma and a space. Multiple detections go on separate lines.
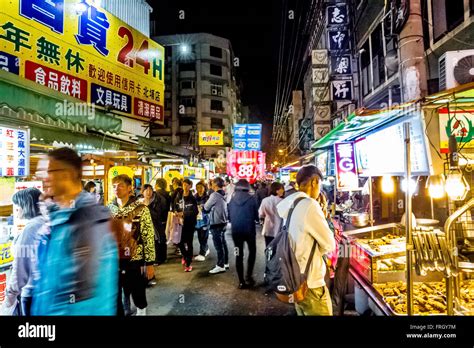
0, 0, 165, 124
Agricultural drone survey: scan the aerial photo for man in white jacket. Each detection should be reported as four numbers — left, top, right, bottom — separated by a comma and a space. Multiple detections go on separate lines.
277, 165, 336, 316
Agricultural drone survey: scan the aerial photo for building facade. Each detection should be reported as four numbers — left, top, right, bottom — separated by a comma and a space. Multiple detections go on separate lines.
151, 33, 241, 158
101, 0, 153, 37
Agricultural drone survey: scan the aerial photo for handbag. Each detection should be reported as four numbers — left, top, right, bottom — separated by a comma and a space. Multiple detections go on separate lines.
171, 214, 183, 244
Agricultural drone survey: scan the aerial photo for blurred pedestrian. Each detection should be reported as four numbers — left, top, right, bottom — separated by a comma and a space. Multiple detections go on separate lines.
170, 178, 183, 208
108, 174, 155, 316
194, 181, 210, 261
0, 188, 45, 316
284, 181, 297, 196
228, 179, 259, 289
84, 181, 96, 194
32, 147, 118, 315
154, 179, 171, 264
175, 179, 199, 272
155, 178, 171, 212
204, 177, 229, 274
259, 182, 285, 247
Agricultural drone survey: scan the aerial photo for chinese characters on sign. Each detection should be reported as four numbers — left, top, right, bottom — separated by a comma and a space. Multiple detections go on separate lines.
439, 108, 474, 153
227, 150, 266, 184
331, 55, 352, 76
91, 83, 131, 113
198, 131, 224, 146
233, 124, 262, 151
334, 142, 358, 191
0, 0, 165, 124
327, 4, 348, 25
332, 80, 353, 101
0, 126, 29, 177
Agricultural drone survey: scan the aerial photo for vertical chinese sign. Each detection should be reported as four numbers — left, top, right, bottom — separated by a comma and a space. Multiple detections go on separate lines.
0, 126, 30, 177
326, 3, 353, 102
334, 142, 358, 191
0, 0, 165, 124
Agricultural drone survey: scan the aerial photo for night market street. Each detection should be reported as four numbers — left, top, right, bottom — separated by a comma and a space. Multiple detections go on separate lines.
146, 226, 295, 316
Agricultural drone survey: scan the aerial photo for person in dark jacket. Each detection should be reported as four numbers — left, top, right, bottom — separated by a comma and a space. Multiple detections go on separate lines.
256, 182, 269, 208
155, 178, 171, 212
154, 179, 171, 264
194, 181, 210, 261
204, 177, 229, 274
228, 179, 259, 289
175, 179, 199, 272
142, 184, 167, 272
170, 178, 184, 210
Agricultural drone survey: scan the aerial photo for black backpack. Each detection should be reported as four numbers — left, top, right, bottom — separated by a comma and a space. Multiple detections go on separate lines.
264, 197, 317, 303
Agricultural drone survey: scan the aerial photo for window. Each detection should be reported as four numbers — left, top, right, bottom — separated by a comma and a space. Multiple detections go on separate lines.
360, 40, 371, 97
210, 46, 223, 58
181, 80, 195, 89
180, 97, 196, 107
210, 64, 222, 76
371, 24, 385, 89
211, 118, 224, 129
432, 0, 465, 41
210, 99, 224, 111
179, 63, 195, 71
180, 116, 196, 126
210, 83, 224, 96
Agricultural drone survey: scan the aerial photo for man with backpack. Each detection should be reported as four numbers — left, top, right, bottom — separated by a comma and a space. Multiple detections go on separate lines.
108, 174, 155, 316
32, 147, 118, 315
274, 165, 335, 316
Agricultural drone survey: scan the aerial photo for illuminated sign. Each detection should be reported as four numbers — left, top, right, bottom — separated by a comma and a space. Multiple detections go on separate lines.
0, 126, 29, 177
232, 124, 262, 151
227, 150, 265, 184
198, 131, 224, 146
334, 142, 358, 191
0, 0, 165, 123
439, 108, 474, 153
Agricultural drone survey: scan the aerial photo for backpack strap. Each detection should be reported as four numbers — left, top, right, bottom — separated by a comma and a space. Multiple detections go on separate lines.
285, 197, 317, 278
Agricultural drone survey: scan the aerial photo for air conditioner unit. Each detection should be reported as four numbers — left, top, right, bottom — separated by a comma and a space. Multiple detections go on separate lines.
439, 50, 474, 91
211, 88, 218, 95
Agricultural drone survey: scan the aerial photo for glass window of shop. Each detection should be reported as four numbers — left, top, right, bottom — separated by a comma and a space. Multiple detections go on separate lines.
432, 0, 465, 42
371, 23, 386, 89
360, 40, 371, 97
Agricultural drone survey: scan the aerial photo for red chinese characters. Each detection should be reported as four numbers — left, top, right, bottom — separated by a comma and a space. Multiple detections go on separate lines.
134, 98, 164, 122
25, 61, 87, 101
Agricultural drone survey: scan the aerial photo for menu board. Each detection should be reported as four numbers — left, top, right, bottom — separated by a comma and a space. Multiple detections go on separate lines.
355, 117, 430, 176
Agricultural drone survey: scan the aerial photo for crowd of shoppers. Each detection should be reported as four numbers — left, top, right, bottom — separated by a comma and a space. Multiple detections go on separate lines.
0, 144, 336, 316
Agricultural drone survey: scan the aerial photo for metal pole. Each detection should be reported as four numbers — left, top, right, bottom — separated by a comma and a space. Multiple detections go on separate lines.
404, 122, 414, 316
369, 175, 374, 227
430, 197, 434, 220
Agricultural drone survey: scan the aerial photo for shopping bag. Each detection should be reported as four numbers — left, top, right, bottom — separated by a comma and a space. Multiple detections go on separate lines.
165, 211, 174, 242
171, 215, 183, 245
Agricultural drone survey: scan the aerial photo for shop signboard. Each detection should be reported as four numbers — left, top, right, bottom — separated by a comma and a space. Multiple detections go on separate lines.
184, 166, 206, 180
334, 142, 358, 191
439, 108, 474, 153
0, 126, 29, 177
233, 124, 262, 151
227, 150, 265, 184
327, 29, 351, 52
198, 131, 224, 146
315, 151, 328, 177
326, 4, 349, 26
0, 0, 165, 124
330, 55, 352, 77
331, 80, 353, 101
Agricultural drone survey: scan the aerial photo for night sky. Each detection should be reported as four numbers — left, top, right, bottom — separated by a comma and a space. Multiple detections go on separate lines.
148, 0, 283, 153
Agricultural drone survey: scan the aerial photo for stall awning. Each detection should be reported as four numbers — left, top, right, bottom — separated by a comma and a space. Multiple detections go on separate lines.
138, 136, 198, 157
312, 103, 418, 150
424, 82, 474, 107
0, 70, 122, 134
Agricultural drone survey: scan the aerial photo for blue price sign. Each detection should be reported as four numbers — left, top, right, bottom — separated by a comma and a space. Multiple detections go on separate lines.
233, 124, 262, 151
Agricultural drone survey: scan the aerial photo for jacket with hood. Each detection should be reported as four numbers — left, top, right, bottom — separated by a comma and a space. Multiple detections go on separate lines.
108, 196, 156, 265
32, 191, 118, 315
259, 195, 283, 238
277, 191, 336, 289
203, 189, 228, 227
228, 190, 259, 235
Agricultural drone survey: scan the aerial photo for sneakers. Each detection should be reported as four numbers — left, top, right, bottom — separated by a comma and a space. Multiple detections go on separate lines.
194, 255, 206, 262
185, 266, 193, 272
136, 307, 147, 316
238, 282, 250, 290
209, 266, 226, 274
224, 264, 230, 270
205, 249, 210, 257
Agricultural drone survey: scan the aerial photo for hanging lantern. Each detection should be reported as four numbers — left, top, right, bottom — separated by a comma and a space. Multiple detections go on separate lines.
426, 175, 445, 199
445, 169, 469, 201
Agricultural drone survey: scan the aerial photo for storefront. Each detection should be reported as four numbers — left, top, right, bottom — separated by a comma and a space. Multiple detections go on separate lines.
312, 96, 474, 315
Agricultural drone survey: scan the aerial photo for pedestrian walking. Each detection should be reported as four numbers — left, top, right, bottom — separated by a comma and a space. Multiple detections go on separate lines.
31, 147, 118, 315
108, 174, 155, 316
228, 179, 259, 289
225, 177, 235, 204
174, 179, 199, 272
194, 181, 210, 261
204, 177, 229, 274
256, 182, 269, 208
170, 178, 184, 255
284, 181, 297, 196
155, 178, 171, 212
259, 182, 285, 247
0, 188, 45, 316
276, 165, 336, 316
154, 179, 171, 264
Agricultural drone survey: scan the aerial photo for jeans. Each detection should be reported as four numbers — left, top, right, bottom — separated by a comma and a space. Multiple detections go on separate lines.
295, 286, 333, 316
232, 233, 256, 284
179, 223, 195, 267
197, 227, 209, 256
119, 261, 148, 312
211, 224, 228, 268
264, 236, 274, 248
19, 296, 32, 316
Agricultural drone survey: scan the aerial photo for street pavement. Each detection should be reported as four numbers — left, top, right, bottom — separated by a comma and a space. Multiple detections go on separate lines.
146, 225, 297, 316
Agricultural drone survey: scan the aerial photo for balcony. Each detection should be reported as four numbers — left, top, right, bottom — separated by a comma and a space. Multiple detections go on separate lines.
179, 88, 196, 97
180, 71, 196, 79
